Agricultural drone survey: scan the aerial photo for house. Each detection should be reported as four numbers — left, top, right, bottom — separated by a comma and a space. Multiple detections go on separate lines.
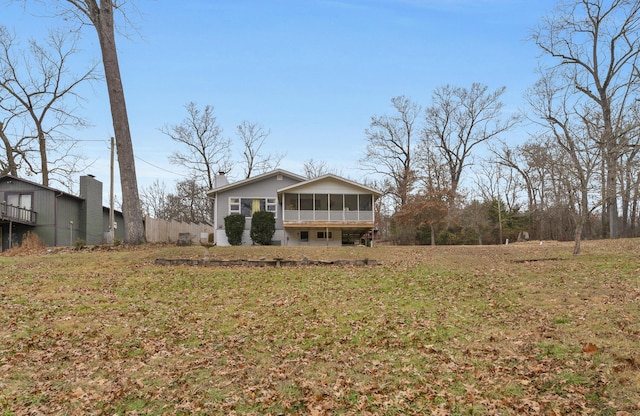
0, 174, 124, 251
207, 169, 382, 246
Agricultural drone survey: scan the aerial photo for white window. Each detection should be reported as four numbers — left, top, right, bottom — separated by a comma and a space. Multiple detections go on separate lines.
266, 198, 276, 213
229, 197, 277, 218
229, 198, 240, 213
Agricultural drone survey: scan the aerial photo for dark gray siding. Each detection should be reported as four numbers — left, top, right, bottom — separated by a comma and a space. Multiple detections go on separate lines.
80, 176, 104, 245
0, 175, 115, 249
54, 196, 82, 246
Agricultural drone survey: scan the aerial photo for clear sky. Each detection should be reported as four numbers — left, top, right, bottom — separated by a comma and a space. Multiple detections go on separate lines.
3, 0, 552, 202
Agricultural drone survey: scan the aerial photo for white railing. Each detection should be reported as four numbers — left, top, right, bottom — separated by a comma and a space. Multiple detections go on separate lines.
284, 210, 373, 222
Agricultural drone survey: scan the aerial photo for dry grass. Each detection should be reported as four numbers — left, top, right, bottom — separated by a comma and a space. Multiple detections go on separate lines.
0, 240, 638, 415
3, 231, 46, 255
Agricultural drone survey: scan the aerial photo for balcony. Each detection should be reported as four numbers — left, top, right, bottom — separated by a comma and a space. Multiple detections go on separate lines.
283, 209, 374, 228
0, 202, 37, 225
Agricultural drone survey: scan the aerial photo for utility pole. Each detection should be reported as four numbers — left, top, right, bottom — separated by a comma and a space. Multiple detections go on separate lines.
109, 137, 115, 244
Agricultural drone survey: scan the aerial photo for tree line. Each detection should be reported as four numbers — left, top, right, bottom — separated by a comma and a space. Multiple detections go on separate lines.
3, 0, 640, 254
361, 0, 640, 254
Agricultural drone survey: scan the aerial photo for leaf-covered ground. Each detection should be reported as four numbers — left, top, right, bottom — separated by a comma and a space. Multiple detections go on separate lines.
1, 240, 638, 415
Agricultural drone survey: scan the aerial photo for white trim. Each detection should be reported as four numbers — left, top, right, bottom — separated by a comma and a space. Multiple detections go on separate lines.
277, 173, 382, 196
207, 169, 306, 195
229, 196, 277, 218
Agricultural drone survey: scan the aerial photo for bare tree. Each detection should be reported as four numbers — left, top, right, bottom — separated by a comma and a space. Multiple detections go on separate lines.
473, 163, 509, 244
140, 179, 168, 219
20, 0, 149, 243
460, 199, 491, 245
164, 178, 212, 223
491, 138, 557, 240
416, 141, 450, 193
0, 26, 97, 187
0, 117, 27, 176
531, 0, 640, 238
527, 70, 602, 254
302, 158, 335, 178
362, 96, 420, 209
618, 103, 640, 237
161, 102, 231, 190
422, 83, 518, 199
236, 120, 283, 178
619, 137, 640, 237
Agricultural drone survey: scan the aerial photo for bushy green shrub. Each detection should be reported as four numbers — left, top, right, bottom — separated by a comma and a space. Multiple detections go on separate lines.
224, 214, 246, 246
250, 211, 275, 245
437, 229, 461, 245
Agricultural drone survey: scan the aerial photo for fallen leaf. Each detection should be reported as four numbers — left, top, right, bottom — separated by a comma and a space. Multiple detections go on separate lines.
582, 342, 598, 355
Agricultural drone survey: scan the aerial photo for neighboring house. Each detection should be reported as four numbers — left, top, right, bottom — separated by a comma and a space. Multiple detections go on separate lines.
0, 175, 124, 251
207, 169, 382, 246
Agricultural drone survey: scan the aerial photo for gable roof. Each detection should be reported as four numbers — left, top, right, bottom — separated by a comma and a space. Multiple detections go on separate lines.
277, 173, 382, 196
207, 169, 307, 196
0, 174, 84, 201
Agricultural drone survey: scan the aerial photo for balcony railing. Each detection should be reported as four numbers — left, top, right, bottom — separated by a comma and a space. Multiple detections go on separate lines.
0, 202, 37, 225
284, 209, 373, 223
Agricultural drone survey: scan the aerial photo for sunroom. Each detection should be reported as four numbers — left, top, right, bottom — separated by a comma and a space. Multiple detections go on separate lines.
281, 192, 374, 223
276, 174, 381, 246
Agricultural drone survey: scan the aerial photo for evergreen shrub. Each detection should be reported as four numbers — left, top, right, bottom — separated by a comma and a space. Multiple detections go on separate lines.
224, 214, 245, 246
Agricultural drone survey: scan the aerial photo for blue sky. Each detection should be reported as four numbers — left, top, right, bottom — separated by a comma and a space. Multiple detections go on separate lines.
4, 0, 551, 200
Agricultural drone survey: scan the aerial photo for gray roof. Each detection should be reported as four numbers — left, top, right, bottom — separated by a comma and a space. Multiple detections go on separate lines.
207, 169, 307, 196
277, 173, 382, 196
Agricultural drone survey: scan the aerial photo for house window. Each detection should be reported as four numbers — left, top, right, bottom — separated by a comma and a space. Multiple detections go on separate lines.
7, 194, 32, 209
300, 231, 309, 242
229, 197, 277, 218
6, 193, 32, 210
266, 198, 277, 213
229, 198, 240, 213
5, 193, 33, 222
359, 194, 373, 211
317, 231, 332, 239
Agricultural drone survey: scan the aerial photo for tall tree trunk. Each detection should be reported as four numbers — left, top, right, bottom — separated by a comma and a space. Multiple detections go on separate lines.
621, 173, 630, 238
430, 225, 435, 246
631, 191, 638, 237
606, 151, 619, 238
573, 217, 583, 256
37, 127, 48, 187
600, 147, 608, 238
0, 124, 19, 176
93, 0, 145, 243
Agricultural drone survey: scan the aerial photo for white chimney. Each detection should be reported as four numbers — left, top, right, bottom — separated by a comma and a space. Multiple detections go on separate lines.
214, 171, 229, 188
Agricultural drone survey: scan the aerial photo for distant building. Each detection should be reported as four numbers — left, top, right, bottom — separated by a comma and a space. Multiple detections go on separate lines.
207, 169, 382, 246
0, 175, 123, 251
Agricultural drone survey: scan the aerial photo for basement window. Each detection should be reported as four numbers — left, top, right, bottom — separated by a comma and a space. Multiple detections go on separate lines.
317, 231, 332, 239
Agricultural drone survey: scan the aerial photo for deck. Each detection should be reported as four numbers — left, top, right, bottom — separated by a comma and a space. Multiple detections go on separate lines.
0, 202, 37, 225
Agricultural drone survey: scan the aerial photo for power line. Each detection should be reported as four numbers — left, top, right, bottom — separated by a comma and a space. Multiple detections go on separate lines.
135, 156, 189, 178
